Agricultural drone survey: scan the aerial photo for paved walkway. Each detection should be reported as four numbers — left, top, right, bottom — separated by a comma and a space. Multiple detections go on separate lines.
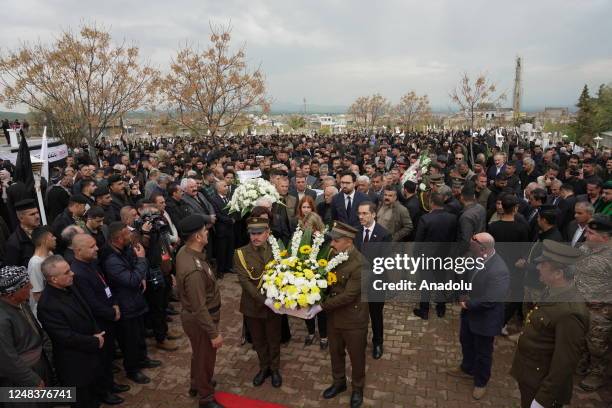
118, 275, 611, 408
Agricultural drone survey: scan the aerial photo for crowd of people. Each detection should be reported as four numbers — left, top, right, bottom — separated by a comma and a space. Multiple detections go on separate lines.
0, 129, 610, 408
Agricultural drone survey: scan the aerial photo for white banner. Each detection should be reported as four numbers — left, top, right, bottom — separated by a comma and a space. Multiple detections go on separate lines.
237, 169, 262, 183
0, 143, 69, 165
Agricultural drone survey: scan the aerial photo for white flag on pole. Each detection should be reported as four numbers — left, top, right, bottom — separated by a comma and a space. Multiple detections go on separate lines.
40, 126, 49, 181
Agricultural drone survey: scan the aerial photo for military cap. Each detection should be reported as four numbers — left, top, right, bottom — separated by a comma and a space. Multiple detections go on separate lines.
603, 180, 612, 190
429, 174, 444, 184
327, 221, 358, 240
452, 177, 466, 188
93, 186, 110, 197
246, 217, 270, 233
69, 194, 89, 204
107, 174, 122, 185
14, 199, 37, 212
587, 214, 611, 233
535, 240, 582, 265
179, 214, 209, 236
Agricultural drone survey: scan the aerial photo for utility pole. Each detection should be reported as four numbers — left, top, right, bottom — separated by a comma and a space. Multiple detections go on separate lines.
512, 56, 522, 126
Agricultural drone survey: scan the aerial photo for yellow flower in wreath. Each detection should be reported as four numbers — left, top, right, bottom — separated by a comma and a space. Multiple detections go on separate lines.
303, 269, 315, 279
299, 245, 312, 255
297, 294, 309, 307
317, 259, 328, 267
273, 302, 282, 310
279, 250, 288, 257
327, 272, 337, 286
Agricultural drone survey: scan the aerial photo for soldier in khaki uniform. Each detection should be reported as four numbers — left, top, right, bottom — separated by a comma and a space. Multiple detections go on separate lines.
575, 214, 612, 391
308, 221, 369, 408
510, 240, 589, 408
175, 215, 223, 408
234, 217, 282, 388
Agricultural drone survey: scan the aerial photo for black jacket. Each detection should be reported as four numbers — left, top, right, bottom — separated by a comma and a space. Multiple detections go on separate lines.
102, 246, 149, 319
166, 197, 188, 226
45, 185, 70, 224
51, 209, 76, 240
72, 259, 117, 324
37, 285, 101, 387
4, 226, 34, 267
209, 194, 236, 237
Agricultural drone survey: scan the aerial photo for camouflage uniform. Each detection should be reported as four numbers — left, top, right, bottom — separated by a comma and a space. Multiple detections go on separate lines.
575, 243, 612, 390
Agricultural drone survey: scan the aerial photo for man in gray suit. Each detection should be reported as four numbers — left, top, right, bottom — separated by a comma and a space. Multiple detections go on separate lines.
180, 178, 216, 224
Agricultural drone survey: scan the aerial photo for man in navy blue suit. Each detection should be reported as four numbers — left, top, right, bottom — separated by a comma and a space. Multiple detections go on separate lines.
354, 201, 392, 359
331, 171, 369, 228
446, 232, 509, 401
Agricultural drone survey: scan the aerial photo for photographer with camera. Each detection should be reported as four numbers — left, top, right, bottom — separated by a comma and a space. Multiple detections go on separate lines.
135, 202, 180, 352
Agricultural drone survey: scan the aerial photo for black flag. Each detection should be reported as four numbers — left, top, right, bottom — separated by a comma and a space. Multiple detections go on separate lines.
14, 134, 34, 192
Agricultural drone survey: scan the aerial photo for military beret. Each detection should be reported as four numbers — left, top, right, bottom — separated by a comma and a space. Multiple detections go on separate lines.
93, 186, 110, 197
179, 214, 209, 236
247, 217, 270, 233
69, 194, 89, 204
587, 214, 611, 233
603, 180, 612, 190
535, 240, 582, 265
14, 199, 37, 212
327, 221, 357, 240
107, 174, 122, 185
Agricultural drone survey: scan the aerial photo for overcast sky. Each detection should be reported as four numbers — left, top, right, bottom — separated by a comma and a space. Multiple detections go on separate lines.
2, 0, 611, 111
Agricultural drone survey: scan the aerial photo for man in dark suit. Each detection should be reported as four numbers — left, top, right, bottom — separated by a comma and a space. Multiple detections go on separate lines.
558, 183, 578, 232
51, 194, 88, 242
37, 255, 105, 408
447, 233, 509, 401
413, 192, 458, 319
354, 201, 391, 359
331, 171, 369, 228
72, 234, 128, 405
289, 175, 317, 202
563, 201, 592, 247
209, 180, 237, 278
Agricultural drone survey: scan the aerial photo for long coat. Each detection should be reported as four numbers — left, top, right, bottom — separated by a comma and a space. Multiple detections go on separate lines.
37, 285, 102, 387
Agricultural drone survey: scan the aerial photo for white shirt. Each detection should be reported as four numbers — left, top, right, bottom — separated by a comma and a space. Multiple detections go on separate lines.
571, 224, 586, 247
344, 191, 356, 210
363, 221, 376, 242
27, 254, 48, 319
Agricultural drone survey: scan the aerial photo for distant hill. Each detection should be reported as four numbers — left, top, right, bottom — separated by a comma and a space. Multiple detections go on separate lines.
0, 111, 28, 120
270, 102, 347, 114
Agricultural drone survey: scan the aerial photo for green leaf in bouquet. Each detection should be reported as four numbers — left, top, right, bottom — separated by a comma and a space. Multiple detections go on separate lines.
318, 243, 331, 261
241, 207, 250, 217
300, 228, 312, 247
